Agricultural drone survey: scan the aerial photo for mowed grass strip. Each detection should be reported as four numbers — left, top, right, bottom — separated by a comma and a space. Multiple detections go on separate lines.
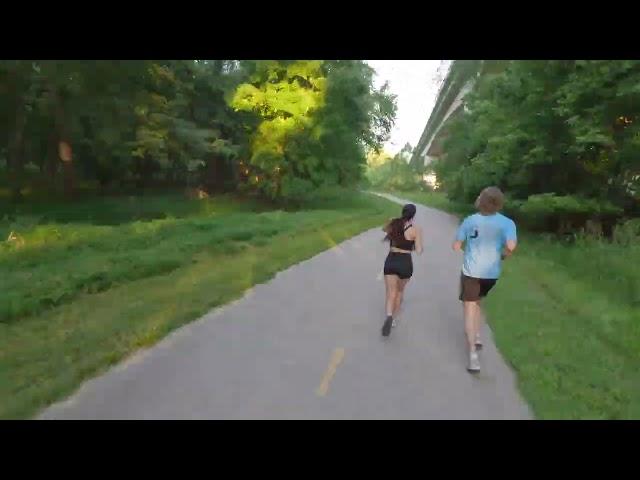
485, 237, 640, 419
0, 194, 268, 323
392, 189, 640, 419
0, 193, 382, 323
0, 192, 397, 419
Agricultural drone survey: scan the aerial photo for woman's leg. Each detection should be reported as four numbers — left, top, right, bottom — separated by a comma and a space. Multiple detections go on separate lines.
384, 275, 399, 317
382, 275, 399, 336
394, 278, 410, 315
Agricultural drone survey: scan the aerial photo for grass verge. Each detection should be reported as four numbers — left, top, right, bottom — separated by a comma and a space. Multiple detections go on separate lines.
0, 191, 396, 419
393, 189, 640, 419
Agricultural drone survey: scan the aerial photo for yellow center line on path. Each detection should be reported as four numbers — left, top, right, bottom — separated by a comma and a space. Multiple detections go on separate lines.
316, 348, 345, 397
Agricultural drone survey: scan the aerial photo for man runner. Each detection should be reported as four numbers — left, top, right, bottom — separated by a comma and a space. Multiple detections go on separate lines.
452, 187, 517, 373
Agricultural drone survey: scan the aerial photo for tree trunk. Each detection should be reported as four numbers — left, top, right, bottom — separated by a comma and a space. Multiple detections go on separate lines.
50, 84, 75, 199
62, 153, 75, 199
205, 156, 220, 193
8, 96, 26, 202
46, 128, 58, 181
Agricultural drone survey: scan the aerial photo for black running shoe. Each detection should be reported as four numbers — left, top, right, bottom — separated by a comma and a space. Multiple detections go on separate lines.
382, 315, 393, 337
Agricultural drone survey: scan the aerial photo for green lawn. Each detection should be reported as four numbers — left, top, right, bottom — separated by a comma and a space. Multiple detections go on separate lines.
0, 191, 396, 419
394, 189, 640, 419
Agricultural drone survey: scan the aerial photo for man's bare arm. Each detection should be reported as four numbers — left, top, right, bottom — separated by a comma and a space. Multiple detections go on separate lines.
502, 240, 517, 259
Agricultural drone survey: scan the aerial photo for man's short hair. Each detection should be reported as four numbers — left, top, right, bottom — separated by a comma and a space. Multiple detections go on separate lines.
475, 186, 505, 215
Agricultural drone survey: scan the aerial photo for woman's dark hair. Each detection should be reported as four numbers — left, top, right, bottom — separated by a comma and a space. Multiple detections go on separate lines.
384, 204, 416, 244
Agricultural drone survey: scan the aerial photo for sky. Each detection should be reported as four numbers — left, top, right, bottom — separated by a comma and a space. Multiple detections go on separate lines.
366, 60, 445, 155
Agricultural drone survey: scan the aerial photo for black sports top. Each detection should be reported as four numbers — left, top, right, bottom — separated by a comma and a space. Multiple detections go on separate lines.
391, 223, 415, 251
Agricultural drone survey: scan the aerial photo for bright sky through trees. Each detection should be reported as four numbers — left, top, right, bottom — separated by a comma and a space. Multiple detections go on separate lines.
367, 60, 444, 154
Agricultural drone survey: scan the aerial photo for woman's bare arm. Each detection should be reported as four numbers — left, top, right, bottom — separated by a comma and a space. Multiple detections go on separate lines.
414, 226, 424, 255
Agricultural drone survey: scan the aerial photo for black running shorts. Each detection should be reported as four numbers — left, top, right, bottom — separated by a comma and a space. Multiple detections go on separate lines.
383, 252, 413, 280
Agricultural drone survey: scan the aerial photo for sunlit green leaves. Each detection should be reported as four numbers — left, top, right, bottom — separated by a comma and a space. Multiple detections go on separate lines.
228, 60, 396, 201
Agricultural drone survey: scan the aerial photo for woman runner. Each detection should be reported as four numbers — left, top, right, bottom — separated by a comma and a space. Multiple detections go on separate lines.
381, 203, 423, 336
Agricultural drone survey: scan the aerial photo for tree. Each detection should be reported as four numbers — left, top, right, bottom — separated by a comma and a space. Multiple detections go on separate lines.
366, 148, 422, 192
0, 59, 396, 204
434, 60, 640, 231
0, 61, 38, 201
230, 60, 397, 202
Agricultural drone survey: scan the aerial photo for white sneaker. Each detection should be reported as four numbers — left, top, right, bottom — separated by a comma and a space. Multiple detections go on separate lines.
468, 351, 481, 373
475, 333, 483, 350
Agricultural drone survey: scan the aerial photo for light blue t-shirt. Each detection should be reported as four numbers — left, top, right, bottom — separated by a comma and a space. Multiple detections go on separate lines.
455, 213, 517, 279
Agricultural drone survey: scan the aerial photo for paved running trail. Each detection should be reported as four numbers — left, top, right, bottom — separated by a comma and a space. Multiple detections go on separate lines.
40, 194, 532, 419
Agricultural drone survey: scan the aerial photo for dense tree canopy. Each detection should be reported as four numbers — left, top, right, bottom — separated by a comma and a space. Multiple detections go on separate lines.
0, 60, 396, 204
433, 60, 640, 231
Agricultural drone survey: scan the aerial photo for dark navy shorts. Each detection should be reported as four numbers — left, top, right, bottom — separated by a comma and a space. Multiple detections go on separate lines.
459, 273, 497, 301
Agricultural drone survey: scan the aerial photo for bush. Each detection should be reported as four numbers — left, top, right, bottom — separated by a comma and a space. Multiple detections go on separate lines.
513, 193, 623, 234
613, 218, 640, 246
